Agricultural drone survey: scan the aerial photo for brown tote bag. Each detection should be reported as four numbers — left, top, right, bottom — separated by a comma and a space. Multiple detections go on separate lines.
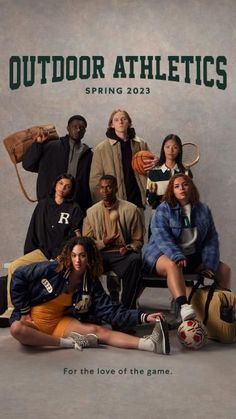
3, 124, 59, 202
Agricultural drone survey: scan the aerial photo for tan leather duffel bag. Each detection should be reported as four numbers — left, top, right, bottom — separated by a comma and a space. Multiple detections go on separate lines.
3, 124, 59, 202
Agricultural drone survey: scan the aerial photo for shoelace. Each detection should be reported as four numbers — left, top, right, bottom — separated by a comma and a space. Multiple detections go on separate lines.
72, 335, 89, 351
143, 318, 162, 340
74, 342, 83, 351
143, 331, 160, 341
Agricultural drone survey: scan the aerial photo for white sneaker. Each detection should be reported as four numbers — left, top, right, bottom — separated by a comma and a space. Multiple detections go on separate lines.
180, 304, 196, 321
69, 332, 99, 351
144, 315, 170, 355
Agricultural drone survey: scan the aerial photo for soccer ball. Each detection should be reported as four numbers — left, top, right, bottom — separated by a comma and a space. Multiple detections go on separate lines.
177, 319, 208, 350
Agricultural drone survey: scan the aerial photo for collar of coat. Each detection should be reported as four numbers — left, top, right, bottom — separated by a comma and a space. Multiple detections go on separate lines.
106, 127, 136, 142
61, 135, 93, 154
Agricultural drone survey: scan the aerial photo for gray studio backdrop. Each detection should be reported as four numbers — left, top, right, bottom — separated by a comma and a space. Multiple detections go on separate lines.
0, 0, 235, 284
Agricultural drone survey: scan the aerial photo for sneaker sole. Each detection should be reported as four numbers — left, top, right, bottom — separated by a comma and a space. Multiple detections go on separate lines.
158, 317, 170, 355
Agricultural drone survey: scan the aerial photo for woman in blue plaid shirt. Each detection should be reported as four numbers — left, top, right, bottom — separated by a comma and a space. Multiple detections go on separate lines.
143, 174, 231, 322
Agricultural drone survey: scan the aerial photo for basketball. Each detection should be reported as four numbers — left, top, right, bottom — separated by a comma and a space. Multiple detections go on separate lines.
131, 150, 155, 176
177, 319, 208, 350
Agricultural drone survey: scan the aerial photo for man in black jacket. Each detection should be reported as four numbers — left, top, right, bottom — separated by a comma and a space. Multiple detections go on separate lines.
22, 115, 92, 214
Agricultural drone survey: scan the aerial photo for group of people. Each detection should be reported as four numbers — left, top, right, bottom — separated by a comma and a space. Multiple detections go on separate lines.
8, 109, 231, 355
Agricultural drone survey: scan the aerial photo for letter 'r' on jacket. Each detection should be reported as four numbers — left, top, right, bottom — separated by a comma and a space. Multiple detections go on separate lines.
89, 136, 149, 207
143, 201, 220, 273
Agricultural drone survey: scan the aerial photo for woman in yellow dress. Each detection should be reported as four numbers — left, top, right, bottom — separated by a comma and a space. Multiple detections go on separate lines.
10, 237, 170, 354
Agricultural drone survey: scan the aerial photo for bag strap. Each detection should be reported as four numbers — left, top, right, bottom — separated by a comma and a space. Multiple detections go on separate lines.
188, 274, 205, 303
188, 274, 217, 326
202, 282, 217, 325
13, 161, 37, 203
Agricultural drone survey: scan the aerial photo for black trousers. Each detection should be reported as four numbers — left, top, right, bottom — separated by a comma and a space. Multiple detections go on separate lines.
101, 251, 142, 309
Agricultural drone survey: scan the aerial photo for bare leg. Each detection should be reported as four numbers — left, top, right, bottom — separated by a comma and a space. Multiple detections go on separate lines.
155, 255, 186, 299
10, 319, 139, 349
155, 255, 197, 322
11, 321, 60, 347
63, 318, 169, 354
11, 318, 167, 354
63, 320, 139, 349
215, 262, 231, 289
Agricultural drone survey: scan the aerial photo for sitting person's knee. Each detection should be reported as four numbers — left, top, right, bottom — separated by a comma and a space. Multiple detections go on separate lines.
10, 321, 24, 339
156, 259, 179, 275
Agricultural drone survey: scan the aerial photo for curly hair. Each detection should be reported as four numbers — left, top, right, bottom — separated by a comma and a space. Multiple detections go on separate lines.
56, 236, 103, 278
163, 174, 200, 206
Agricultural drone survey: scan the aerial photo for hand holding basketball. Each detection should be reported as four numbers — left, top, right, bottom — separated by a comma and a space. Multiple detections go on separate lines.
131, 151, 156, 176
143, 155, 159, 173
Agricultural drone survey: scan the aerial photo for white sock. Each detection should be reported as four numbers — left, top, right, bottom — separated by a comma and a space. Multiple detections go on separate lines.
138, 337, 155, 352
59, 337, 74, 348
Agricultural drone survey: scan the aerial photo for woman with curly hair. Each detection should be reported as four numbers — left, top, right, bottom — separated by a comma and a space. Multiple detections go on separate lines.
143, 174, 231, 322
10, 237, 170, 354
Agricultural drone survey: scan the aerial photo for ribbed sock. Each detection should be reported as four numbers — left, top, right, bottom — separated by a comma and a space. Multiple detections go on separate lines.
176, 295, 188, 307
138, 337, 155, 352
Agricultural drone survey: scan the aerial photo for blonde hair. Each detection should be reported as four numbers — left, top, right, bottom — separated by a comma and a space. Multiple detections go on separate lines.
108, 109, 132, 128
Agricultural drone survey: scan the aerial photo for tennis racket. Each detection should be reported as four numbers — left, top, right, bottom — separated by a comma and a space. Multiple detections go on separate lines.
182, 142, 200, 175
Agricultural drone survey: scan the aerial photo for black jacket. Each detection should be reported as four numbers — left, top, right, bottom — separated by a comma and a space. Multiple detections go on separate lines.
22, 135, 93, 214
10, 261, 141, 330
24, 197, 83, 259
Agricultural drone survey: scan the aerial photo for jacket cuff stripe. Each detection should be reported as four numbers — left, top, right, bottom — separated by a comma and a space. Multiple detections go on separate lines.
20, 306, 31, 314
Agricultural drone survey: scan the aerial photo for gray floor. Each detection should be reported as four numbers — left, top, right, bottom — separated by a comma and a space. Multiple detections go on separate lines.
1, 287, 236, 419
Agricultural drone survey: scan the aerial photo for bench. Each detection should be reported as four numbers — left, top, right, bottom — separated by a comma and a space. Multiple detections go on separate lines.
141, 272, 201, 288
101, 271, 201, 304
102, 270, 200, 289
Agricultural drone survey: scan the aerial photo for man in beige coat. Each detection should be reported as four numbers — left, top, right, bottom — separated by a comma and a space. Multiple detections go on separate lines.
89, 109, 157, 209
83, 175, 144, 309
